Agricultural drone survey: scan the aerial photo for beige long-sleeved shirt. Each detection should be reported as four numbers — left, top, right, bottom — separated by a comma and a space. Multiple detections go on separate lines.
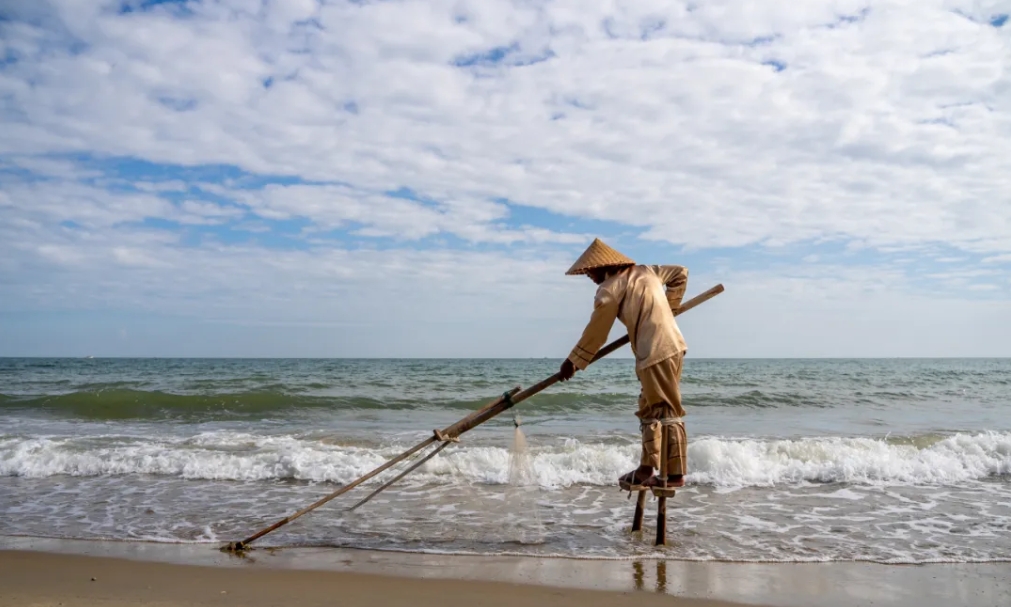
567, 265, 689, 371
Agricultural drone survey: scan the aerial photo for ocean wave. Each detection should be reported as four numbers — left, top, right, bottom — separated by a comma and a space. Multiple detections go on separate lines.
0, 389, 527, 419
0, 387, 861, 420
686, 390, 826, 408
2, 431, 1009, 487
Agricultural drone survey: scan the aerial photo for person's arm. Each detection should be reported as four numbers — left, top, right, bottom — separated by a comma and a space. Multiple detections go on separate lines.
559, 286, 620, 379
649, 265, 689, 310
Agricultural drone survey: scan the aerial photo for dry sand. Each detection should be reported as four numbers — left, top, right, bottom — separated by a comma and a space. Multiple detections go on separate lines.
0, 550, 749, 607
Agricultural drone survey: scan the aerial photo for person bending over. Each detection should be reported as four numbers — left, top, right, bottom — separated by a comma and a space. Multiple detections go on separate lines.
559, 238, 690, 489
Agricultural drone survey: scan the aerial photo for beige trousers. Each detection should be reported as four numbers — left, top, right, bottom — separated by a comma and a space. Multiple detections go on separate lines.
634, 353, 687, 475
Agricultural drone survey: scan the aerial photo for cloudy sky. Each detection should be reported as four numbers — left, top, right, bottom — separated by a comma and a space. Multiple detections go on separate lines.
1, 0, 1009, 358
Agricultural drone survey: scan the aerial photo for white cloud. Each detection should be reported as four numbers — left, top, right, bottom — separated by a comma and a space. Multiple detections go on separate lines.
205, 182, 583, 243
4, 214, 1007, 357
0, 209, 589, 325
176, 199, 245, 224
0, 155, 102, 180
1, 0, 1009, 252
2, 0, 1010, 356
1, 179, 176, 228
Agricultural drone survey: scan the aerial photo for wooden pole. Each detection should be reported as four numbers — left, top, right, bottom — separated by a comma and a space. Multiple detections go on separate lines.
439, 282, 725, 437
225, 436, 436, 552
347, 440, 452, 512
339, 284, 725, 513
655, 424, 669, 546
223, 387, 520, 552
223, 284, 724, 551
631, 490, 647, 532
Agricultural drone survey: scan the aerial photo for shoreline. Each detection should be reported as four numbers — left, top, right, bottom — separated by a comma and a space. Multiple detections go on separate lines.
0, 550, 744, 607
3, 536, 1010, 607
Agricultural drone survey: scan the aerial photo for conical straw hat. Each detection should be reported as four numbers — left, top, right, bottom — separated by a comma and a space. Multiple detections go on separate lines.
565, 238, 635, 275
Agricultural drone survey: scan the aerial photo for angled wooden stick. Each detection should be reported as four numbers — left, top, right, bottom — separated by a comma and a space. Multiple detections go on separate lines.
223, 386, 521, 552
223, 283, 724, 551
347, 440, 453, 512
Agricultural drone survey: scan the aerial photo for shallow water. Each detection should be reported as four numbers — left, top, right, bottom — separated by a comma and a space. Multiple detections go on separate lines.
2, 357, 1010, 562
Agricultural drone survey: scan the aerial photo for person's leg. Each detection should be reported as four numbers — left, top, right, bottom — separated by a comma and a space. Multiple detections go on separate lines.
627, 362, 673, 486
665, 421, 687, 487
625, 403, 682, 488
619, 389, 657, 486
642, 354, 687, 484
638, 403, 663, 477
621, 354, 687, 488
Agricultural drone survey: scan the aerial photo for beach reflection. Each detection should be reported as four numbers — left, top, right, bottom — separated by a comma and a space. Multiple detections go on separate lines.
631, 560, 667, 593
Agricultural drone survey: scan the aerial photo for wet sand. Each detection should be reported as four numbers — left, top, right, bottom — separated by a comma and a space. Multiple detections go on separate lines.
1, 538, 1010, 607
0, 550, 748, 607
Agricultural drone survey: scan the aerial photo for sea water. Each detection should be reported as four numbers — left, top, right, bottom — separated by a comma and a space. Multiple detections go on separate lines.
1, 357, 1010, 562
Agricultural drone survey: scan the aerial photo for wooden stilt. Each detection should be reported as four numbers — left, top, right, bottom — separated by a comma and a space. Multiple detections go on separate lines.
655, 496, 667, 546
631, 490, 647, 532
655, 424, 669, 546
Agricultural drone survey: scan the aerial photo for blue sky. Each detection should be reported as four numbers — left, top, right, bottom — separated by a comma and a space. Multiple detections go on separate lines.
1, 0, 1010, 357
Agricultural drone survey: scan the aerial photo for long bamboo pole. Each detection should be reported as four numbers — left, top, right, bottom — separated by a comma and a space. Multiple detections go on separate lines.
343, 283, 728, 514
434, 283, 726, 438
223, 283, 724, 551
344, 284, 725, 513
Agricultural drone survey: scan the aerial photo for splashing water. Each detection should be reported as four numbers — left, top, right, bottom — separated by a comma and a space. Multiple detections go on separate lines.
504, 417, 545, 545
508, 417, 535, 486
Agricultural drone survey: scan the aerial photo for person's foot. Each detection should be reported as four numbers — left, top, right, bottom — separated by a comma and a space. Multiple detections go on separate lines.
618, 467, 654, 488
666, 475, 685, 488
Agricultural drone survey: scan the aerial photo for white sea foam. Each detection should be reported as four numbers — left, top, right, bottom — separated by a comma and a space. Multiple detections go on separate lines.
2, 431, 1010, 487
3, 432, 1011, 564
0, 433, 391, 483
689, 432, 1011, 487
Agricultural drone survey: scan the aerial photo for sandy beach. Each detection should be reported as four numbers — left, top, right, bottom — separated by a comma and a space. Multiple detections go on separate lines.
0, 550, 752, 607
2, 539, 1011, 607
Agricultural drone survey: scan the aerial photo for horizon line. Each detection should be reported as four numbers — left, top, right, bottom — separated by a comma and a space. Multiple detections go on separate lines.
1, 356, 1008, 361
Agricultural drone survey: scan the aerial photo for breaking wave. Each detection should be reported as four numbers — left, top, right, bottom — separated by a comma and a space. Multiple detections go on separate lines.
2, 430, 1009, 488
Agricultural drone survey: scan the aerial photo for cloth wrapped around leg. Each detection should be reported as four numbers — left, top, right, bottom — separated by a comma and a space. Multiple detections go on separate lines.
635, 353, 688, 477
639, 416, 687, 477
